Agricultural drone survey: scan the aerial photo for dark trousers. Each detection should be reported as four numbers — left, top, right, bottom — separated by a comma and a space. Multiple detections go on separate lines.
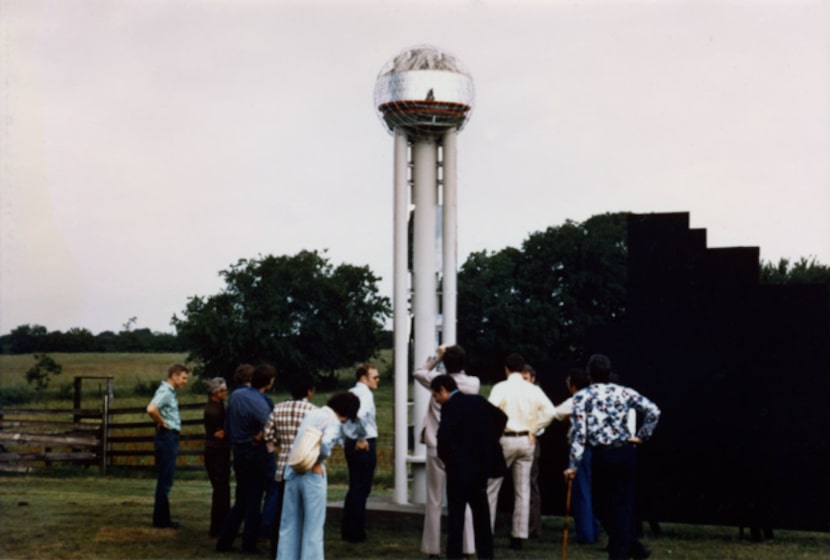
217, 444, 270, 552
446, 474, 493, 560
341, 437, 377, 541
592, 444, 647, 560
260, 453, 278, 535
204, 445, 231, 536
153, 428, 179, 527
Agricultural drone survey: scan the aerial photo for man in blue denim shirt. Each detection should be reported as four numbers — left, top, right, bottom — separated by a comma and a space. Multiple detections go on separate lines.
146, 363, 190, 529
216, 364, 276, 554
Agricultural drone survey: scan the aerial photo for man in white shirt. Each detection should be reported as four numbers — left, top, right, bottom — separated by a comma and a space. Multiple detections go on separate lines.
341, 364, 380, 542
487, 353, 557, 550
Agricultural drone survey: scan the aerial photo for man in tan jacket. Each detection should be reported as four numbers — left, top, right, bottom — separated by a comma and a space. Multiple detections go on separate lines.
414, 345, 480, 559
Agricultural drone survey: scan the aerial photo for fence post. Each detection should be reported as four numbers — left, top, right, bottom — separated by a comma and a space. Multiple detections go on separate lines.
73, 377, 82, 424
101, 390, 110, 474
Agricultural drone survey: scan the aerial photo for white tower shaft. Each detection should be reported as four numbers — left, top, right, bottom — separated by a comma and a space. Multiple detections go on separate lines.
392, 129, 459, 505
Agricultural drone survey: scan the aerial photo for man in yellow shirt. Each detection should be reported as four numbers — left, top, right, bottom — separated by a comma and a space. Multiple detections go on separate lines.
487, 353, 557, 550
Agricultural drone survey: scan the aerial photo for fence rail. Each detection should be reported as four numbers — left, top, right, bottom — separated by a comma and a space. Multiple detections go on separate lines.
0, 386, 207, 473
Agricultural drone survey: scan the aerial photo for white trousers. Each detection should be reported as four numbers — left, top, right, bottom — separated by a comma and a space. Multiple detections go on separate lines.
487, 435, 534, 539
422, 446, 475, 555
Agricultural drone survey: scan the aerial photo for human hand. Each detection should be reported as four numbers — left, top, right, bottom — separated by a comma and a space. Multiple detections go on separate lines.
563, 468, 576, 482
311, 463, 325, 476
356, 440, 370, 452
437, 346, 447, 360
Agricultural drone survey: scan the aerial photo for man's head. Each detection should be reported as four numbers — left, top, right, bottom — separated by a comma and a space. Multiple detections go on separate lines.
328, 392, 360, 423
441, 345, 466, 374
234, 363, 255, 386
566, 368, 590, 394
430, 374, 458, 405
288, 372, 316, 400
251, 364, 276, 391
167, 364, 190, 389
521, 363, 537, 383
206, 376, 227, 397
586, 354, 613, 383
504, 353, 525, 376
355, 364, 380, 391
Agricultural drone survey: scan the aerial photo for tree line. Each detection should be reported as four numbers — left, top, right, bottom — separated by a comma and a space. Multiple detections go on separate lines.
0, 324, 184, 354
3, 213, 828, 384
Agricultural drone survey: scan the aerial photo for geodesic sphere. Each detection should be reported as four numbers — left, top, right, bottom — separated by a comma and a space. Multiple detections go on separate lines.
374, 45, 474, 138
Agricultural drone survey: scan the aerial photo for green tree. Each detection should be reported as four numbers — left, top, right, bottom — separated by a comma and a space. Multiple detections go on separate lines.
760, 257, 830, 285
458, 212, 629, 374
761, 257, 830, 307
24, 353, 63, 392
7, 324, 48, 354
172, 250, 391, 385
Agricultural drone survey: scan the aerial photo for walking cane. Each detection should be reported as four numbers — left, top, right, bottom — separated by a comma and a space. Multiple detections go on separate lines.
562, 476, 573, 560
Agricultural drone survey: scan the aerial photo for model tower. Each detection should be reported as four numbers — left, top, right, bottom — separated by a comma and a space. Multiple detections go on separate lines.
374, 45, 474, 504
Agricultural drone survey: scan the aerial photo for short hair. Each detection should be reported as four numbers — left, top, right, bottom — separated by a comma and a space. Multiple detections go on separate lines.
504, 353, 525, 373
355, 364, 376, 382
442, 345, 466, 374
168, 363, 189, 377
206, 377, 227, 395
234, 363, 255, 385
522, 363, 537, 380
327, 392, 360, 421
251, 364, 276, 389
567, 368, 590, 390
430, 374, 458, 393
587, 354, 613, 383
288, 372, 315, 400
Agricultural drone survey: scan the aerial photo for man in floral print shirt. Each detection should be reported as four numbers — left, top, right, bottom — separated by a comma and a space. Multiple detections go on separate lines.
564, 354, 660, 560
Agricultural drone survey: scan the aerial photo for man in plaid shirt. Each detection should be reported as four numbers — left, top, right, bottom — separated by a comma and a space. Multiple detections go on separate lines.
263, 372, 317, 556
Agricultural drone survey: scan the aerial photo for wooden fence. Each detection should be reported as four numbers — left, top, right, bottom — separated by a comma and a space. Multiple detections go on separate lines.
0, 397, 206, 474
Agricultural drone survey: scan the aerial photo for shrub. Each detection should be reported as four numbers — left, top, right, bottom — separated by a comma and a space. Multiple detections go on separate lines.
133, 378, 159, 397
24, 353, 62, 392
0, 385, 35, 406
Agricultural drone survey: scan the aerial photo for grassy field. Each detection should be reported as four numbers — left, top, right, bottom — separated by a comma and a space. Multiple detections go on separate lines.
0, 353, 191, 388
2, 353, 830, 558
2, 474, 830, 560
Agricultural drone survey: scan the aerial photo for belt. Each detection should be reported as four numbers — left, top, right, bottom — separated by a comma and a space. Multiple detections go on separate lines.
503, 431, 529, 437
157, 426, 180, 434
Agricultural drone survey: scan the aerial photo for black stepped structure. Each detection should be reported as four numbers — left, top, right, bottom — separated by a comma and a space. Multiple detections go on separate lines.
606, 212, 830, 532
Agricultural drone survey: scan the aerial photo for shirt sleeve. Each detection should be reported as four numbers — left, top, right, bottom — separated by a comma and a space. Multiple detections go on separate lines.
487, 383, 504, 409
553, 397, 573, 422
533, 387, 558, 433
413, 356, 439, 389
319, 418, 343, 461
631, 391, 661, 440
568, 393, 587, 470
263, 409, 277, 445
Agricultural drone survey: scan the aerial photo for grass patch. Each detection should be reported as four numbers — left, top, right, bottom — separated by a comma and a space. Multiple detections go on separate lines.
2, 474, 829, 559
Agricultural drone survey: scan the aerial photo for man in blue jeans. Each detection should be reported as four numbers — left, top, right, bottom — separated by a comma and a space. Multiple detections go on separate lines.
146, 363, 190, 529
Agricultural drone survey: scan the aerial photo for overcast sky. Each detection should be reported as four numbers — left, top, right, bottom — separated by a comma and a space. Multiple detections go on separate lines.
2, 0, 829, 335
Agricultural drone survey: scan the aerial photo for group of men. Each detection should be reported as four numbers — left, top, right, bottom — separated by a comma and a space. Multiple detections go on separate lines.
416, 347, 559, 559
419, 347, 661, 560
146, 347, 660, 560
146, 362, 380, 559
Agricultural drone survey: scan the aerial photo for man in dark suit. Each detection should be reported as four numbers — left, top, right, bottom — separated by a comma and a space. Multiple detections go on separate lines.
432, 375, 507, 560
